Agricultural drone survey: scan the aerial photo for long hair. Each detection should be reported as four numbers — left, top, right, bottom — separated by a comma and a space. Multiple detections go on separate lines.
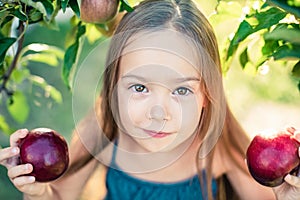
70, 0, 251, 199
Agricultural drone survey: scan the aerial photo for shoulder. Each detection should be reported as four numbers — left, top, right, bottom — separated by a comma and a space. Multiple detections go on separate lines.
80, 162, 108, 200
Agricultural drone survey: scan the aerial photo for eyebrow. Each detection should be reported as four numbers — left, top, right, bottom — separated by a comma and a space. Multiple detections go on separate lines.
121, 74, 200, 83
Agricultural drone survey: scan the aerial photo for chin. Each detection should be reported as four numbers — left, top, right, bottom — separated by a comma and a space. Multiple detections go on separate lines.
136, 135, 194, 154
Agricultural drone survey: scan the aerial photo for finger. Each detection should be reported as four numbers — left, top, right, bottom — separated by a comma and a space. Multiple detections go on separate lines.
286, 127, 296, 134
295, 129, 300, 139
10, 129, 28, 147
12, 175, 35, 188
0, 147, 19, 164
7, 164, 33, 179
284, 174, 300, 187
17, 180, 46, 196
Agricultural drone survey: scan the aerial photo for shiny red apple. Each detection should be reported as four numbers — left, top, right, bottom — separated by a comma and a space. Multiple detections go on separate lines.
18, 128, 69, 182
246, 130, 300, 187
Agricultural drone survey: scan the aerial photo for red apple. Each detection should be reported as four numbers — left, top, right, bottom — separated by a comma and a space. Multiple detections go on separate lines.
246, 130, 300, 187
18, 128, 69, 182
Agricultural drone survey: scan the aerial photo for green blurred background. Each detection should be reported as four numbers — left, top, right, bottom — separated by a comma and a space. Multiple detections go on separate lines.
1, 0, 300, 199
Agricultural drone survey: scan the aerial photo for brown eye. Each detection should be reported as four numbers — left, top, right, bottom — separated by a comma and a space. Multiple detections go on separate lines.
130, 84, 148, 93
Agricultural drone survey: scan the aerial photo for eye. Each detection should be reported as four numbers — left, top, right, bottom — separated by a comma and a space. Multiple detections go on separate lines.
130, 84, 148, 93
173, 87, 192, 96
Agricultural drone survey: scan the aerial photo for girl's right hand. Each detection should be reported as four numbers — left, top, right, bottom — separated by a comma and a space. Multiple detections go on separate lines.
0, 129, 47, 196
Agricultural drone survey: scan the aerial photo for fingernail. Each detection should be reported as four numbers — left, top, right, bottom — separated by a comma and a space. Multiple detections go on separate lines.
284, 174, 291, 181
20, 128, 28, 133
26, 164, 32, 170
28, 176, 35, 182
20, 129, 28, 137
12, 147, 19, 154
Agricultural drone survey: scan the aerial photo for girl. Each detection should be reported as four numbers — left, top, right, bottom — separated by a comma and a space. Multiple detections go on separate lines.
1, 0, 300, 199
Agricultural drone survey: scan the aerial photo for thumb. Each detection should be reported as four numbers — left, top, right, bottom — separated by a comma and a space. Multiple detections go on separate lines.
7, 129, 28, 167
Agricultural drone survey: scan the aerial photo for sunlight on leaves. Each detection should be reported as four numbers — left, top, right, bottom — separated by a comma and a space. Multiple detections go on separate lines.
7, 91, 30, 124
0, 115, 10, 134
30, 75, 63, 103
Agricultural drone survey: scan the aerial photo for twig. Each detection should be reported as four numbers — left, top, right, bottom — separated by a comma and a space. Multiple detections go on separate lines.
0, 21, 25, 97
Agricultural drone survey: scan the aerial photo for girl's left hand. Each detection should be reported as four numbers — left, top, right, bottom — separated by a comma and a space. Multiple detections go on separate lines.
273, 127, 300, 200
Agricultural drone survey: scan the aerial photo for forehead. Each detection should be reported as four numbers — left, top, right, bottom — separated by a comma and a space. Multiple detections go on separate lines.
119, 29, 200, 78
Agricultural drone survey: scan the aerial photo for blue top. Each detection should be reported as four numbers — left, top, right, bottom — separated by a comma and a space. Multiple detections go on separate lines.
104, 143, 217, 200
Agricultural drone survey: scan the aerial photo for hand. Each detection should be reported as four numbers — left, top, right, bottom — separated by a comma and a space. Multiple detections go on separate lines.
0, 129, 46, 196
273, 127, 300, 200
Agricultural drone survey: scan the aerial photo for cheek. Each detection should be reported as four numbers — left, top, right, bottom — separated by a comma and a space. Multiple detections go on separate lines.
118, 93, 148, 128
179, 95, 204, 133
128, 101, 147, 125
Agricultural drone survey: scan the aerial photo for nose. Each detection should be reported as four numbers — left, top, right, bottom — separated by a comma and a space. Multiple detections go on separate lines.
148, 105, 171, 121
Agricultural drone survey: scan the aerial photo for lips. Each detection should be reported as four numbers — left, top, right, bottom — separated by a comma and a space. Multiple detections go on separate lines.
143, 129, 171, 138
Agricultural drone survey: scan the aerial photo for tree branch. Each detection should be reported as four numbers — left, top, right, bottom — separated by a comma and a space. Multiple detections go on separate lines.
0, 21, 25, 97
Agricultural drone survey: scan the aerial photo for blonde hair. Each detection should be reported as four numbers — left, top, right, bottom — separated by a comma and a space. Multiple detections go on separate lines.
71, 0, 251, 199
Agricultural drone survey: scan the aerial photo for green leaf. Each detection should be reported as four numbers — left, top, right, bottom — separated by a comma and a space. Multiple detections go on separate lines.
272, 44, 300, 60
47, 85, 63, 103
86, 24, 102, 44
22, 43, 64, 59
292, 61, 300, 78
226, 6, 287, 61
0, 37, 16, 67
30, 75, 63, 103
0, 18, 13, 38
248, 7, 287, 31
7, 91, 30, 124
76, 23, 86, 38
11, 68, 30, 83
20, 0, 50, 20
63, 42, 78, 88
38, 0, 54, 18
264, 24, 300, 44
21, 53, 60, 66
19, 44, 64, 67
262, 40, 279, 56
0, 115, 11, 134
69, 0, 80, 17
267, 0, 300, 18
12, 5, 28, 21
239, 48, 249, 68
1, 16, 14, 34
60, 0, 70, 12
226, 20, 253, 60
27, 8, 43, 24
120, 0, 134, 12
62, 23, 86, 88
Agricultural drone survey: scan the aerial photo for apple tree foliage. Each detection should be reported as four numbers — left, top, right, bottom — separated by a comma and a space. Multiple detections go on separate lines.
0, 0, 299, 134
213, 0, 300, 88
0, 0, 132, 134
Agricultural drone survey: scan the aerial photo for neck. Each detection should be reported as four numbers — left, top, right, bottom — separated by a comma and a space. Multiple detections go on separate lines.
115, 132, 201, 183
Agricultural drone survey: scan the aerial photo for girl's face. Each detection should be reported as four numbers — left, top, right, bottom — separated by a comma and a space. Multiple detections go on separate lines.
115, 30, 206, 153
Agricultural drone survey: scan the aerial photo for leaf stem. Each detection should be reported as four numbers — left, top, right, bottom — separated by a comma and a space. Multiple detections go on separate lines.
0, 20, 25, 97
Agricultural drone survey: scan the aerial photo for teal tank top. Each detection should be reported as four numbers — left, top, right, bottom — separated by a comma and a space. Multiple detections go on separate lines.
105, 142, 217, 200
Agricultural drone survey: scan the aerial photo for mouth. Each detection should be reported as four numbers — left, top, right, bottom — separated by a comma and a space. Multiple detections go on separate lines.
143, 129, 172, 138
